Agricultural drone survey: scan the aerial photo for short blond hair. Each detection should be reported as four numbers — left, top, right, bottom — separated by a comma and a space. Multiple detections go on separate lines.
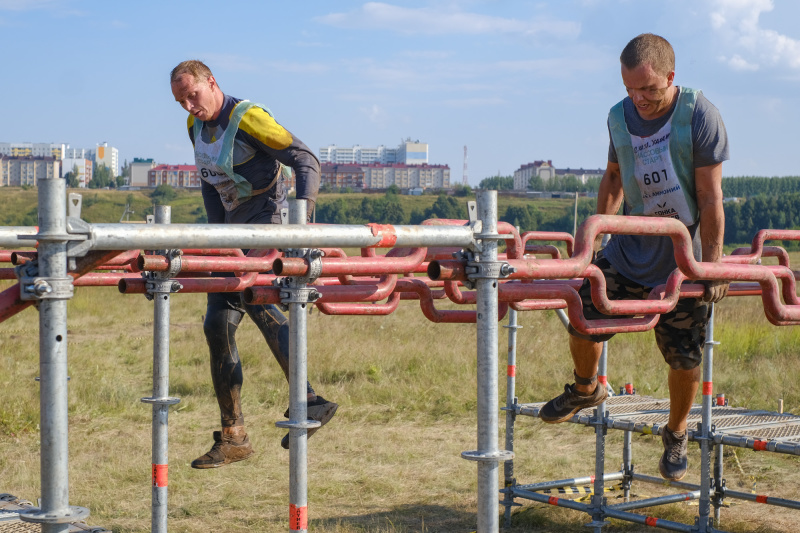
170, 60, 214, 84
620, 33, 675, 76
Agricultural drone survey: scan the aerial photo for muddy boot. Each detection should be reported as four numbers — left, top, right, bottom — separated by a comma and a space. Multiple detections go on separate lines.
281, 396, 339, 450
191, 431, 254, 469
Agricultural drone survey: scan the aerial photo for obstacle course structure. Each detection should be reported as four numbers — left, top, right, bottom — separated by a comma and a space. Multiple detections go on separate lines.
2, 178, 800, 532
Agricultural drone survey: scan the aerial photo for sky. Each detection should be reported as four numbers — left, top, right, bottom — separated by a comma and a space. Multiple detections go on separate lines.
2, 0, 800, 185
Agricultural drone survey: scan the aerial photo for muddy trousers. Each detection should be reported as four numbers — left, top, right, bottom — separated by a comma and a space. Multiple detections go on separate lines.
204, 292, 315, 428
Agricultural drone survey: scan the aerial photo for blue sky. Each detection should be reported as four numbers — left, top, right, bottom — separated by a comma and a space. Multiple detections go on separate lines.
2, 0, 799, 185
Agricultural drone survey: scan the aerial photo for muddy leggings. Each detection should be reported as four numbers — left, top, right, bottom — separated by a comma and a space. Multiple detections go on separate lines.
204, 292, 315, 428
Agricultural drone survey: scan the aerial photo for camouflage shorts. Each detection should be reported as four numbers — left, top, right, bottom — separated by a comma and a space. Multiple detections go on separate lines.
567, 254, 711, 370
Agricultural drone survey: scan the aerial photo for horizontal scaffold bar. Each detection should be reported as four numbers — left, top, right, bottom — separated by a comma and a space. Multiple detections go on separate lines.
87, 223, 478, 250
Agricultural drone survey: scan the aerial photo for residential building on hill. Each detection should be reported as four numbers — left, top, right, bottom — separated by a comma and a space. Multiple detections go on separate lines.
148, 164, 200, 188
323, 162, 450, 190
0, 142, 67, 160
320, 139, 429, 166
61, 157, 93, 187
130, 158, 157, 187
0, 156, 61, 186
513, 160, 604, 190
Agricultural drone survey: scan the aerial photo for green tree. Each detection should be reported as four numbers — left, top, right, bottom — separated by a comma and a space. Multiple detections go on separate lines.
452, 183, 472, 197
90, 163, 113, 189
529, 174, 544, 191
150, 184, 177, 205
65, 164, 80, 188
478, 175, 514, 190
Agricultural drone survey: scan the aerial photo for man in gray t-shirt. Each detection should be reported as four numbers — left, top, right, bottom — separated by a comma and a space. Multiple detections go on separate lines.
539, 34, 730, 482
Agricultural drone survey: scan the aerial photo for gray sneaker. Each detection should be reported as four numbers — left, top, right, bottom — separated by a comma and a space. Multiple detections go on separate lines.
539, 383, 607, 424
281, 396, 338, 449
659, 426, 688, 481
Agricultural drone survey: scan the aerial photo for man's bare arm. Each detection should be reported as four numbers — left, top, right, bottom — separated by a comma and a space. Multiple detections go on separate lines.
694, 162, 728, 302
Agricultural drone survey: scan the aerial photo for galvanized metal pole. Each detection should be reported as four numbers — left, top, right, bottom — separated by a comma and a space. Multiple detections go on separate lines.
20, 178, 89, 532
698, 304, 717, 531
141, 206, 181, 533
461, 190, 513, 533
589, 341, 609, 532
502, 308, 521, 526
274, 199, 317, 533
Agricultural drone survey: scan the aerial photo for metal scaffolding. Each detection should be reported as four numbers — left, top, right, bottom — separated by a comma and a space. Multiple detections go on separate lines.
2, 180, 800, 532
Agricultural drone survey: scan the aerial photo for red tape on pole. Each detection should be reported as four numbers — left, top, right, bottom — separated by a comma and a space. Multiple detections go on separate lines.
702, 381, 713, 395
756, 495, 769, 504
290, 504, 308, 531
507, 365, 516, 377
753, 440, 768, 451
645, 516, 659, 527
548, 496, 558, 506
152, 464, 167, 487
367, 223, 397, 247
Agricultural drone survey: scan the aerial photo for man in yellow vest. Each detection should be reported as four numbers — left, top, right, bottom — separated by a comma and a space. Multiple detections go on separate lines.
170, 60, 337, 468
539, 34, 729, 481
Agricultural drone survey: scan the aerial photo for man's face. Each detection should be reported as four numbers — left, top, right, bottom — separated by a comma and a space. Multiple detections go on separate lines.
171, 73, 221, 121
621, 63, 675, 120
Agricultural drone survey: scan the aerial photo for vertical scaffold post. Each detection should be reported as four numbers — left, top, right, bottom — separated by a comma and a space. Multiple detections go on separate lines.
588, 342, 609, 531
140, 205, 181, 533
275, 199, 321, 533
698, 304, 718, 532
462, 190, 513, 532
20, 178, 89, 532
502, 308, 521, 526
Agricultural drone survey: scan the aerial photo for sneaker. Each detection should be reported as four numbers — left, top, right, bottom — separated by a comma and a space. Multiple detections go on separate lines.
539, 383, 607, 424
659, 426, 688, 481
191, 431, 254, 469
281, 396, 339, 450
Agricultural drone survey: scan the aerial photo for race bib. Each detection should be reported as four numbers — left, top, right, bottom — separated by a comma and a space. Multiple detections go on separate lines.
630, 121, 694, 225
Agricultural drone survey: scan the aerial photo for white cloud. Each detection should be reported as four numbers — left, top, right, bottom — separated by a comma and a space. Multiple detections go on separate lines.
710, 0, 800, 70
722, 54, 759, 71
361, 103, 386, 123
317, 2, 580, 39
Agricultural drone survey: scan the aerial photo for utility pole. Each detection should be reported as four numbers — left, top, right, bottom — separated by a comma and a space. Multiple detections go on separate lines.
462, 146, 469, 186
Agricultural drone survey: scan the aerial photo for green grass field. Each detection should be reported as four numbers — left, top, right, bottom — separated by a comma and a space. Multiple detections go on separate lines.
1, 268, 800, 532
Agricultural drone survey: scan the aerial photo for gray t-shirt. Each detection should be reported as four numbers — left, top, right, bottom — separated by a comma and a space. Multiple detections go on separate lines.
602, 88, 730, 287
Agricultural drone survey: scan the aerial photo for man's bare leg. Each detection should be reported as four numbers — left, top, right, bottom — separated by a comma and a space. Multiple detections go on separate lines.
570, 335, 604, 394
667, 366, 701, 432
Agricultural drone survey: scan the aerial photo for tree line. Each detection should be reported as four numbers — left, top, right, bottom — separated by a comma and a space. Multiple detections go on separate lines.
316, 180, 800, 248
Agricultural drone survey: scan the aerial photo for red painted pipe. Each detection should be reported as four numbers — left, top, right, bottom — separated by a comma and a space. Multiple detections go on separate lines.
274, 247, 427, 277
522, 231, 575, 258
315, 292, 402, 316
0, 250, 127, 323
138, 250, 280, 273
10, 251, 37, 265
119, 272, 261, 294
179, 248, 244, 256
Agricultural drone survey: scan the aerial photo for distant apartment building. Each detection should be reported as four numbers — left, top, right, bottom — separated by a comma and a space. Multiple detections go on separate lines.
323, 162, 450, 190
513, 161, 604, 190
0, 156, 61, 186
320, 164, 365, 189
0, 142, 67, 160
513, 160, 555, 190
130, 158, 157, 187
61, 158, 93, 187
93, 142, 119, 177
555, 167, 604, 182
148, 164, 201, 188
319, 139, 429, 166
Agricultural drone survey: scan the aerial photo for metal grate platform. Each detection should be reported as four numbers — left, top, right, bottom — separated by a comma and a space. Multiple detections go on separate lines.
517, 394, 800, 454
0, 495, 109, 533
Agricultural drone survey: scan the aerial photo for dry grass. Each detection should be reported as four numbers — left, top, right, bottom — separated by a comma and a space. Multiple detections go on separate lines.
1, 280, 800, 532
